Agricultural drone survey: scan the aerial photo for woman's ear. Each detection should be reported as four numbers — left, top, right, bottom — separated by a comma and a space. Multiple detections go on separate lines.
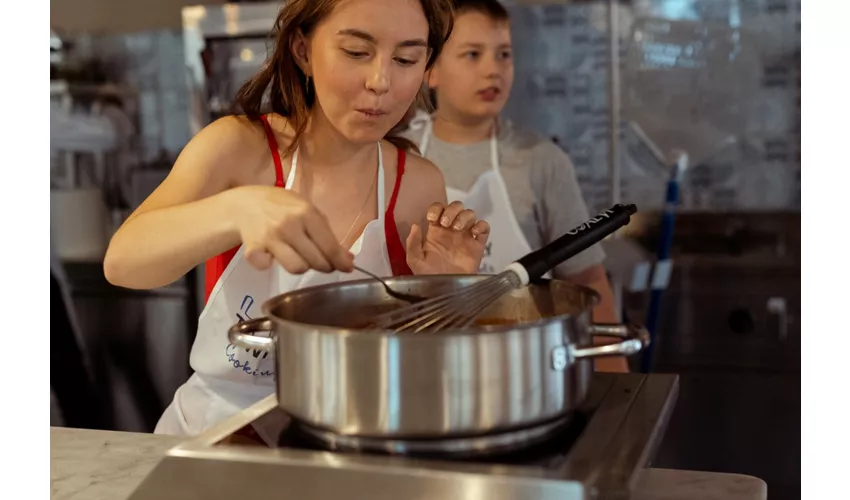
290, 29, 312, 76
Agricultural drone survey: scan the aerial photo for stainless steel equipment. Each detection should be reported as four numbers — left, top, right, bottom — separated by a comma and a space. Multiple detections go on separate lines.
128, 372, 679, 500
228, 274, 649, 439
182, 2, 281, 135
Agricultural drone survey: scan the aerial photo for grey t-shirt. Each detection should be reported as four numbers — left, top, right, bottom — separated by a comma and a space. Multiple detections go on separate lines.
401, 118, 605, 278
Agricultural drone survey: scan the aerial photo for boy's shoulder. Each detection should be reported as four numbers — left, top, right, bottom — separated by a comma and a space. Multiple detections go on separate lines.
499, 118, 568, 162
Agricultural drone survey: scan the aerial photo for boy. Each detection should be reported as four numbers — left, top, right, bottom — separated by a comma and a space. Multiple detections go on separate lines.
402, 0, 627, 372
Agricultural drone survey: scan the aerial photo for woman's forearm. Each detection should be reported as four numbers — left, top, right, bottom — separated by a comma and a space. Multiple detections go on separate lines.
104, 189, 242, 290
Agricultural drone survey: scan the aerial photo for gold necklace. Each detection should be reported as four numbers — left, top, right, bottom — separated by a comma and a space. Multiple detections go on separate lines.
339, 165, 379, 246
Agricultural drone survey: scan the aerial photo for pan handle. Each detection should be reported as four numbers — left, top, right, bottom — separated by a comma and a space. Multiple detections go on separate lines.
228, 317, 275, 351
571, 323, 651, 359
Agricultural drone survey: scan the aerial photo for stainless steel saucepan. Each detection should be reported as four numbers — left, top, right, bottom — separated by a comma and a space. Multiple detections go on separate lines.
228, 275, 649, 438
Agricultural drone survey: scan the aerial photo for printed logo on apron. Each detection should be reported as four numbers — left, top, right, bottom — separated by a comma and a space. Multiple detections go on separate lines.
224, 294, 274, 378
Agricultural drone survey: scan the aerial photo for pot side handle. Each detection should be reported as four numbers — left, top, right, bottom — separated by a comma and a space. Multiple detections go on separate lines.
570, 323, 651, 359
228, 317, 275, 351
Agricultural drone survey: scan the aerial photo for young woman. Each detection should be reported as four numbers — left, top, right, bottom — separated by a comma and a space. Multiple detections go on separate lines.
401, 0, 627, 372
104, 0, 490, 438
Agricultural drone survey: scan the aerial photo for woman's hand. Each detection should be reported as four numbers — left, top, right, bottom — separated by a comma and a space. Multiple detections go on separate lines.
229, 185, 354, 274
405, 201, 490, 275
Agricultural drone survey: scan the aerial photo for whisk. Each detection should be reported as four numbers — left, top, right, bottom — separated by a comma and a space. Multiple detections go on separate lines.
370, 203, 638, 333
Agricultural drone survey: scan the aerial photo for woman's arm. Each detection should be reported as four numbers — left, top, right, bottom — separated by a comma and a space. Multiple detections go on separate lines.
104, 117, 261, 289
104, 117, 353, 290
394, 150, 449, 237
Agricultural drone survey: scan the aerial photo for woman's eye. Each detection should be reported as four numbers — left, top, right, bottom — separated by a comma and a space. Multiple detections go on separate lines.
342, 49, 369, 59
499, 50, 512, 60
464, 51, 480, 60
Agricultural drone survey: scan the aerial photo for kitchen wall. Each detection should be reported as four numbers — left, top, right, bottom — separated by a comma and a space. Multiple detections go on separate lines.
504, 0, 800, 212
55, 0, 801, 212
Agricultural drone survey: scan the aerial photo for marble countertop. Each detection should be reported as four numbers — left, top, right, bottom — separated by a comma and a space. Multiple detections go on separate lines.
50, 427, 767, 500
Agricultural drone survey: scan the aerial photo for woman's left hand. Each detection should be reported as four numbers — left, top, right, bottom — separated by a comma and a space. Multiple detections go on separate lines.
406, 201, 490, 275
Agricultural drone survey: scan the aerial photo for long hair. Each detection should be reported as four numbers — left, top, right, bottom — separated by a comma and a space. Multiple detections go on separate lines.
234, 0, 454, 158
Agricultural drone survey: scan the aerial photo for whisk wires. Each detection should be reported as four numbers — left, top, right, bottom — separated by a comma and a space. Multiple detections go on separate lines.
371, 271, 522, 333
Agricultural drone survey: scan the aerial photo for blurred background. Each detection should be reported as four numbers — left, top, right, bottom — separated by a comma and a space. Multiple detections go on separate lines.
49, 0, 800, 499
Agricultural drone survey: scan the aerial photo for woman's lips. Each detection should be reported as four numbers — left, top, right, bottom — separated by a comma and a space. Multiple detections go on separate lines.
356, 108, 387, 119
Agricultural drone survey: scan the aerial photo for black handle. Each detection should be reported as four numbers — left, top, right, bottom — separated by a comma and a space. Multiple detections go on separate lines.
516, 204, 637, 281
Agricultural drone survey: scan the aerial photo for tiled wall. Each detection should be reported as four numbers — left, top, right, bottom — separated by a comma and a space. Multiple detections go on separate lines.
64, 0, 800, 212
503, 0, 800, 212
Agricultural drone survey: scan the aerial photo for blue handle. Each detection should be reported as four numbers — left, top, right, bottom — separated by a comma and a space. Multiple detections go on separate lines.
640, 177, 679, 373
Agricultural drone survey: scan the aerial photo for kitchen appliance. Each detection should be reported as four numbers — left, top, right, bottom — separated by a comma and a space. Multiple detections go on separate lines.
225, 201, 646, 437
229, 274, 650, 439
128, 372, 678, 500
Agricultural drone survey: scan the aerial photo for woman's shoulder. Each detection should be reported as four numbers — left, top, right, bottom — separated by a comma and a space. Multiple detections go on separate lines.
390, 141, 445, 191
190, 115, 268, 156
384, 141, 446, 221
202, 113, 296, 148
180, 114, 285, 185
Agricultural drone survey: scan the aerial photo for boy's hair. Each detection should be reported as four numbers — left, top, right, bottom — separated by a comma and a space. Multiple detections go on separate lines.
453, 0, 509, 21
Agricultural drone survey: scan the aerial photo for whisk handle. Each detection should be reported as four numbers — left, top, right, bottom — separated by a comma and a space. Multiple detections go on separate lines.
515, 203, 637, 283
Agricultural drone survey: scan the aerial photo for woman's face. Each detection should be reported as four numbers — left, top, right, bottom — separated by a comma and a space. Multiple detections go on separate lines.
302, 0, 430, 143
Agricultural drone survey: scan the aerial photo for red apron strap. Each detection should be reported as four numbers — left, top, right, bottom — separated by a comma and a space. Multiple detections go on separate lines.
385, 148, 413, 276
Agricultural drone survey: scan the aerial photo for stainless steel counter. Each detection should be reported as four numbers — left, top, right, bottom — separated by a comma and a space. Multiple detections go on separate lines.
50, 427, 767, 500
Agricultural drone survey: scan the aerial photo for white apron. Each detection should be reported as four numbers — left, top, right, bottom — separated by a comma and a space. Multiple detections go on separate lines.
155, 142, 394, 441
418, 117, 544, 276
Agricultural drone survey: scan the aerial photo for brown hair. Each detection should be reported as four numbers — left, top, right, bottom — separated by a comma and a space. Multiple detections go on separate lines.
421, 0, 509, 113
453, 0, 509, 21
234, 0, 454, 158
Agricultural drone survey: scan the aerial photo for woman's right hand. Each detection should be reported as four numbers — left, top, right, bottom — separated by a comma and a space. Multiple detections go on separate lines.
227, 185, 354, 274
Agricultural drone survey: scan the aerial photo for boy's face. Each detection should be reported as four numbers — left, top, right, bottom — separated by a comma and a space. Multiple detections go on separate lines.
427, 10, 513, 121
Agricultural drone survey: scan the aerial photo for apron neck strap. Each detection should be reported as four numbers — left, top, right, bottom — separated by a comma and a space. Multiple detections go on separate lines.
286, 148, 299, 189
419, 116, 500, 173
419, 118, 433, 156
376, 142, 385, 224
489, 121, 500, 174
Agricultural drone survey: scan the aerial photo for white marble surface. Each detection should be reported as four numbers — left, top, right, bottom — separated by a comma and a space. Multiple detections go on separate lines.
50, 426, 767, 500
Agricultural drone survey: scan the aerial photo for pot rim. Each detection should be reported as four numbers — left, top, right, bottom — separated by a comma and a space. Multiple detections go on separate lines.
259, 274, 602, 339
